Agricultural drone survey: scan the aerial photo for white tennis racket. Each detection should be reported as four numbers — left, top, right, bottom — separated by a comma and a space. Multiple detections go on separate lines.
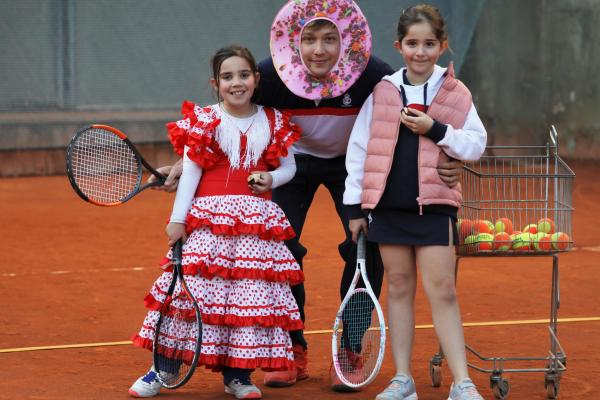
331, 231, 386, 388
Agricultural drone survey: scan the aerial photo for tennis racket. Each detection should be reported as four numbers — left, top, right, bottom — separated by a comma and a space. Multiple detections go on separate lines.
66, 124, 167, 206
153, 239, 202, 389
332, 231, 386, 388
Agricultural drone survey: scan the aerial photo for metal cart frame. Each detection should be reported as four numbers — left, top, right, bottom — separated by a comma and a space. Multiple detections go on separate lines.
429, 126, 574, 399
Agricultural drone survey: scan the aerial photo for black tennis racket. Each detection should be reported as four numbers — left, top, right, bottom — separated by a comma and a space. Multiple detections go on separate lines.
153, 239, 202, 389
66, 124, 166, 206
331, 231, 386, 388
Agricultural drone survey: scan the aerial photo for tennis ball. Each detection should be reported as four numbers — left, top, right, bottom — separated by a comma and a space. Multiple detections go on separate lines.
494, 218, 513, 235
523, 223, 538, 234
493, 232, 512, 251
473, 219, 494, 234
457, 218, 474, 240
464, 234, 478, 245
551, 232, 570, 251
535, 235, 553, 251
537, 218, 556, 234
475, 233, 494, 251
512, 232, 533, 251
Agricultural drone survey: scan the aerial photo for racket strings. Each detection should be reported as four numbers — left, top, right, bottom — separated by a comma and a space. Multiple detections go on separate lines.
335, 290, 382, 385
69, 128, 140, 203
154, 284, 201, 387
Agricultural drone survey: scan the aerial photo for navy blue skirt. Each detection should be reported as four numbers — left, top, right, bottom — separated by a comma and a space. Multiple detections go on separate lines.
367, 208, 458, 246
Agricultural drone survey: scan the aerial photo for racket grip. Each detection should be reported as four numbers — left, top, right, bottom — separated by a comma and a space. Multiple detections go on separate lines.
172, 239, 183, 263
357, 231, 366, 260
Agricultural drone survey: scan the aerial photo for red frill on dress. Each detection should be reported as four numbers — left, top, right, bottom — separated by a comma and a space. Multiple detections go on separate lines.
131, 335, 294, 372
166, 101, 300, 169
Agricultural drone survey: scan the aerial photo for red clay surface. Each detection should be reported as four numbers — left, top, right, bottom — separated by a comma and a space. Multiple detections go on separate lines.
1, 160, 599, 399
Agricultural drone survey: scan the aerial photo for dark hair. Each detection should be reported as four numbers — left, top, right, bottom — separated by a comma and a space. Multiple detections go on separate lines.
396, 4, 448, 44
210, 44, 258, 85
303, 18, 337, 33
210, 44, 259, 101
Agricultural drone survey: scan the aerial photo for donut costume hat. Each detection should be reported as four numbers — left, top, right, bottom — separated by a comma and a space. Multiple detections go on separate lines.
270, 0, 372, 100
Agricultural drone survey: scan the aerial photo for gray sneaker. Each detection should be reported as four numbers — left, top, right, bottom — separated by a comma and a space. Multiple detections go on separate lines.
448, 378, 484, 400
375, 373, 418, 400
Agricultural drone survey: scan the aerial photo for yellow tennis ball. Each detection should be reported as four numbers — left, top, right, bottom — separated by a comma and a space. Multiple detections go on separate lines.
494, 218, 513, 234
512, 232, 533, 251
537, 218, 555, 234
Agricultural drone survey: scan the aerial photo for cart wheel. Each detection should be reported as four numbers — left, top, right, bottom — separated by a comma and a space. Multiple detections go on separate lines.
545, 376, 560, 399
491, 377, 510, 399
429, 362, 442, 387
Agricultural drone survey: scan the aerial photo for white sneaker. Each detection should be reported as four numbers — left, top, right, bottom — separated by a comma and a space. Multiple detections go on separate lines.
224, 379, 262, 399
128, 369, 162, 398
448, 378, 484, 400
375, 373, 418, 400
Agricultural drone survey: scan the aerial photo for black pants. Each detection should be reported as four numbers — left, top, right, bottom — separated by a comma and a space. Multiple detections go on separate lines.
272, 154, 385, 349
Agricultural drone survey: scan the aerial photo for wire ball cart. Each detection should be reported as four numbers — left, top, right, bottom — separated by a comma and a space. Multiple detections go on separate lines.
429, 126, 574, 399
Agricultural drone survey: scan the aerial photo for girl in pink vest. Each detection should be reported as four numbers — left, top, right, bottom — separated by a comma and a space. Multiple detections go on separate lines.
343, 5, 487, 400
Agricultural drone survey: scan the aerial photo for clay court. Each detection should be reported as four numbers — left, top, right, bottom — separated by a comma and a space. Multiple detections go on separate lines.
1, 160, 599, 399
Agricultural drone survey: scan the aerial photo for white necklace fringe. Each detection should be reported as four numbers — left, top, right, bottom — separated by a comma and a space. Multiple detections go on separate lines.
216, 108, 271, 170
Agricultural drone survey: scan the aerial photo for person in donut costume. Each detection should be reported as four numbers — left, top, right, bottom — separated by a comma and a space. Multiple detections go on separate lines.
150, 0, 464, 392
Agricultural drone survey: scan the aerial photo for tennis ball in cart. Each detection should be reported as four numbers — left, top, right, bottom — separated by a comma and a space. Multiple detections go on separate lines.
475, 233, 494, 251
494, 218, 513, 235
457, 218, 474, 240
534, 234, 553, 251
551, 232, 570, 251
537, 218, 556, 234
523, 223, 538, 234
473, 219, 494, 234
492, 232, 512, 251
512, 232, 534, 251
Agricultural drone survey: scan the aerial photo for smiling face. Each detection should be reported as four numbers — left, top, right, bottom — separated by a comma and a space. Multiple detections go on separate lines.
211, 55, 259, 117
299, 21, 341, 78
395, 21, 447, 84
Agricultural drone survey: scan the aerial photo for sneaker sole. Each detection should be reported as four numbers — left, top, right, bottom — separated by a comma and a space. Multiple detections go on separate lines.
128, 388, 159, 398
376, 393, 418, 400
224, 387, 262, 399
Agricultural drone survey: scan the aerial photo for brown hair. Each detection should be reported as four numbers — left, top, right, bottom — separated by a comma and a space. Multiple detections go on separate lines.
210, 44, 258, 85
396, 4, 448, 44
303, 18, 337, 33
210, 44, 259, 101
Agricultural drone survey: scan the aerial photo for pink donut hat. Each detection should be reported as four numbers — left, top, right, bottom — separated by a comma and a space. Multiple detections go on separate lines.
270, 0, 372, 100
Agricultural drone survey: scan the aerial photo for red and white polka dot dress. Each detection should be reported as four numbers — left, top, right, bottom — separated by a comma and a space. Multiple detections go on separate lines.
132, 103, 303, 372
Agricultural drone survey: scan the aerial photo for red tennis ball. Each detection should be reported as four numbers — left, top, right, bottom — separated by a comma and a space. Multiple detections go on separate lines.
473, 219, 494, 234
493, 232, 512, 251
537, 218, 555, 234
551, 232, 570, 251
475, 233, 494, 251
457, 218, 474, 239
535, 235, 553, 251
494, 218, 513, 235
523, 223, 538, 234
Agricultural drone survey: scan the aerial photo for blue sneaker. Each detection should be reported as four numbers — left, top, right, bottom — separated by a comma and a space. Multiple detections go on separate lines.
128, 369, 162, 398
448, 378, 484, 400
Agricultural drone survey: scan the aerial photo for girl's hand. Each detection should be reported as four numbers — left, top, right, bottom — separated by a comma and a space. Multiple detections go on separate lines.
166, 222, 187, 246
349, 218, 368, 243
148, 158, 183, 193
401, 107, 434, 135
247, 171, 273, 194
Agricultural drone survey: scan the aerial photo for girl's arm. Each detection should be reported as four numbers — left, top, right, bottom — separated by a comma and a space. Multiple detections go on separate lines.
269, 150, 296, 188
167, 146, 202, 245
343, 94, 373, 212
431, 103, 487, 161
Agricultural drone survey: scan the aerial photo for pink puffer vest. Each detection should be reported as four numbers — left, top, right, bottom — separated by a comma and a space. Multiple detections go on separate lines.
361, 64, 472, 212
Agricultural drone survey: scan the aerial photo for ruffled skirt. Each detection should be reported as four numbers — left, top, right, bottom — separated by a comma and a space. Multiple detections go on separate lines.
132, 195, 304, 372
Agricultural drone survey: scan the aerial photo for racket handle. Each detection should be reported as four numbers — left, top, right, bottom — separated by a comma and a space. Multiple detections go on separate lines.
357, 231, 366, 260
172, 239, 183, 263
